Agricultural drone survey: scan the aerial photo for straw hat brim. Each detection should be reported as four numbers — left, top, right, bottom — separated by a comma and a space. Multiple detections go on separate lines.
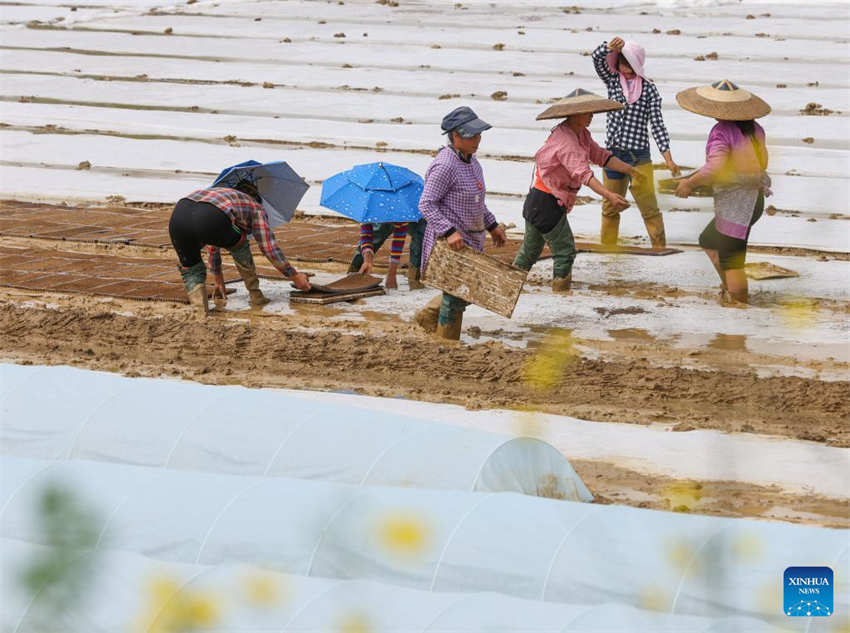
676, 87, 770, 120
536, 97, 623, 120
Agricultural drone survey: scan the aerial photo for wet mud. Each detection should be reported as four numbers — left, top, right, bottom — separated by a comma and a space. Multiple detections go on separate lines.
2, 295, 847, 448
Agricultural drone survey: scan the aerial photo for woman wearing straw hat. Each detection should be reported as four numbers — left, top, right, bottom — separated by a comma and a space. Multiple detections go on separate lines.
592, 37, 680, 249
513, 89, 643, 292
674, 80, 771, 304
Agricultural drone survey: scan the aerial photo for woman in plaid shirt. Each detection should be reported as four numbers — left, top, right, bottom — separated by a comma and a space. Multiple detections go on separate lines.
169, 181, 310, 316
592, 37, 680, 248
413, 106, 507, 340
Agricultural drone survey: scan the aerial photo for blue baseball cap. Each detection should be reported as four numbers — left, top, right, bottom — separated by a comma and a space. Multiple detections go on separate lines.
440, 106, 492, 138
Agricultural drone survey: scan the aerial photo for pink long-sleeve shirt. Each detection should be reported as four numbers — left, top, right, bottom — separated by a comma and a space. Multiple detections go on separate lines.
697, 120, 768, 185
533, 123, 612, 211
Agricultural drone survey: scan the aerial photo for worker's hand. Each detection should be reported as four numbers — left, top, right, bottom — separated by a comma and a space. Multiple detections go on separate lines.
675, 179, 693, 198
608, 37, 625, 52
446, 231, 464, 251
605, 191, 630, 212
666, 158, 681, 177
290, 272, 311, 291
384, 270, 398, 290
489, 224, 507, 248
358, 250, 374, 275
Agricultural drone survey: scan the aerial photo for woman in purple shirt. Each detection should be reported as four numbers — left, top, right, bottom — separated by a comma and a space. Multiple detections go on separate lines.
413, 106, 507, 340
674, 80, 771, 304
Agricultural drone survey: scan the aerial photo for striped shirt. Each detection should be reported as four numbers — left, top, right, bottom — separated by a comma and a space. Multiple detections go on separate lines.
592, 43, 670, 153
360, 222, 409, 263
418, 146, 498, 272
185, 187, 292, 276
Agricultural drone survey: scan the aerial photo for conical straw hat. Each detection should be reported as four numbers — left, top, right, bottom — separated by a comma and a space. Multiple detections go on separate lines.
676, 79, 770, 120
536, 88, 624, 120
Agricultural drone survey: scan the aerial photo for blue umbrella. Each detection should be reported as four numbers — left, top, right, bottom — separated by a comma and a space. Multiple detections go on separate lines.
212, 160, 309, 227
320, 162, 423, 223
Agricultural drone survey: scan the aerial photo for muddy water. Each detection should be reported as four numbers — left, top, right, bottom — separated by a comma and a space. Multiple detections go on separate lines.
574, 460, 849, 529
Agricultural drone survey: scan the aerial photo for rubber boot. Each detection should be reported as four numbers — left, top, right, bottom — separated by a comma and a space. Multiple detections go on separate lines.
414, 295, 441, 332
435, 311, 463, 341
552, 274, 572, 293
407, 265, 425, 290
643, 214, 667, 249
187, 284, 209, 318
179, 262, 208, 318
600, 214, 620, 248
230, 241, 270, 306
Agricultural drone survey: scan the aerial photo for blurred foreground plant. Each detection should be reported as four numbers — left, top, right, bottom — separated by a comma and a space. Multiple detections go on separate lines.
19, 483, 101, 626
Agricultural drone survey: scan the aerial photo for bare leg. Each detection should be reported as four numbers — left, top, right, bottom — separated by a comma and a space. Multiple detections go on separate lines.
703, 249, 725, 287
724, 269, 749, 303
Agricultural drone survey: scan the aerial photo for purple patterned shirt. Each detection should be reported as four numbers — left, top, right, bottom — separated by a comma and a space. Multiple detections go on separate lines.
418, 146, 498, 272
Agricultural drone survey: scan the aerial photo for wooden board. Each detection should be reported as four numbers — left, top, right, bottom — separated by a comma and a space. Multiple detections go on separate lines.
422, 240, 527, 319
289, 287, 385, 304
307, 273, 383, 294
576, 242, 682, 256
745, 261, 799, 280
657, 176, 713, 197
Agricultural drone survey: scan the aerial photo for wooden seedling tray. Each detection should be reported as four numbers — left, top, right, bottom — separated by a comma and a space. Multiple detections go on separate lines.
422, 239, 527, 319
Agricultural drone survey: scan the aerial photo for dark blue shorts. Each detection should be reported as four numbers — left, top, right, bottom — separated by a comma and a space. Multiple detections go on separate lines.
604, 147, 651, 180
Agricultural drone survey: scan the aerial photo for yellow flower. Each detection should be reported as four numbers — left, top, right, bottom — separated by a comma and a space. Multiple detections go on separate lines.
731, 532, 764, 562
136, 573, 221, 633
513, 408, 545, 439
376, 512, 430, 557
522, 329, 578, 392
242, 571, 283, 607
778, 297, 817, 330
661, 481, 703, 513
638, 585, 671, 612
337, 611, 373, 633
666, 538, 700, 577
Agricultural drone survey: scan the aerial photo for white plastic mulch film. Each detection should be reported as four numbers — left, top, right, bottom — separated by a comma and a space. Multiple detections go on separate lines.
2, 456, 846, 631
2, 539, 796, 633
0, 364, 591, 501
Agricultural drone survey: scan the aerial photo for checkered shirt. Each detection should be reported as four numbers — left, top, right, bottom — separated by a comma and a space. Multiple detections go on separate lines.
592, 43, 670, 153
185, 187, 290, 275
418, 146, 498, 273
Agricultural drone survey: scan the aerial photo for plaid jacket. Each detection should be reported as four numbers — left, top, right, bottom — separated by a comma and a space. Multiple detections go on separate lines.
592, 43, 670, 154
418, 146, 498, 272
185, 188, 291, 276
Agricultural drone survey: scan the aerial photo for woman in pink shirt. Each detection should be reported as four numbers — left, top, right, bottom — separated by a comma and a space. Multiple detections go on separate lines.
514, 89, 642, 292
675, 80, 771, 304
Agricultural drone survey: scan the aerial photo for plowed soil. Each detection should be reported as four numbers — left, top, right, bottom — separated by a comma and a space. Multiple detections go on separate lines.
1, 294, 846, 447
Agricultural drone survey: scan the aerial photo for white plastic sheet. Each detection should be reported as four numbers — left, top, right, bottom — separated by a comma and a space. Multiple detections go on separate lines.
0, 364, 591, 501
1, 539, 795, 633
1, 456, 845, 629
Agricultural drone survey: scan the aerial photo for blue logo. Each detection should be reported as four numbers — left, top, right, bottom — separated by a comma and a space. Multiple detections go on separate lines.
784, 567, 833, 617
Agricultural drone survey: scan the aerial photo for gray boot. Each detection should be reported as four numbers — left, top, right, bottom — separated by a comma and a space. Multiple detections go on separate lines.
407, 265, 425, 290
414, 295, 441, 332
643, 214, 667, 249
179, 262, 208, 318
601, 214, 620, 248
435, 310, 463, 340
552, 274, 572, 293
230, 240, 270, 306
